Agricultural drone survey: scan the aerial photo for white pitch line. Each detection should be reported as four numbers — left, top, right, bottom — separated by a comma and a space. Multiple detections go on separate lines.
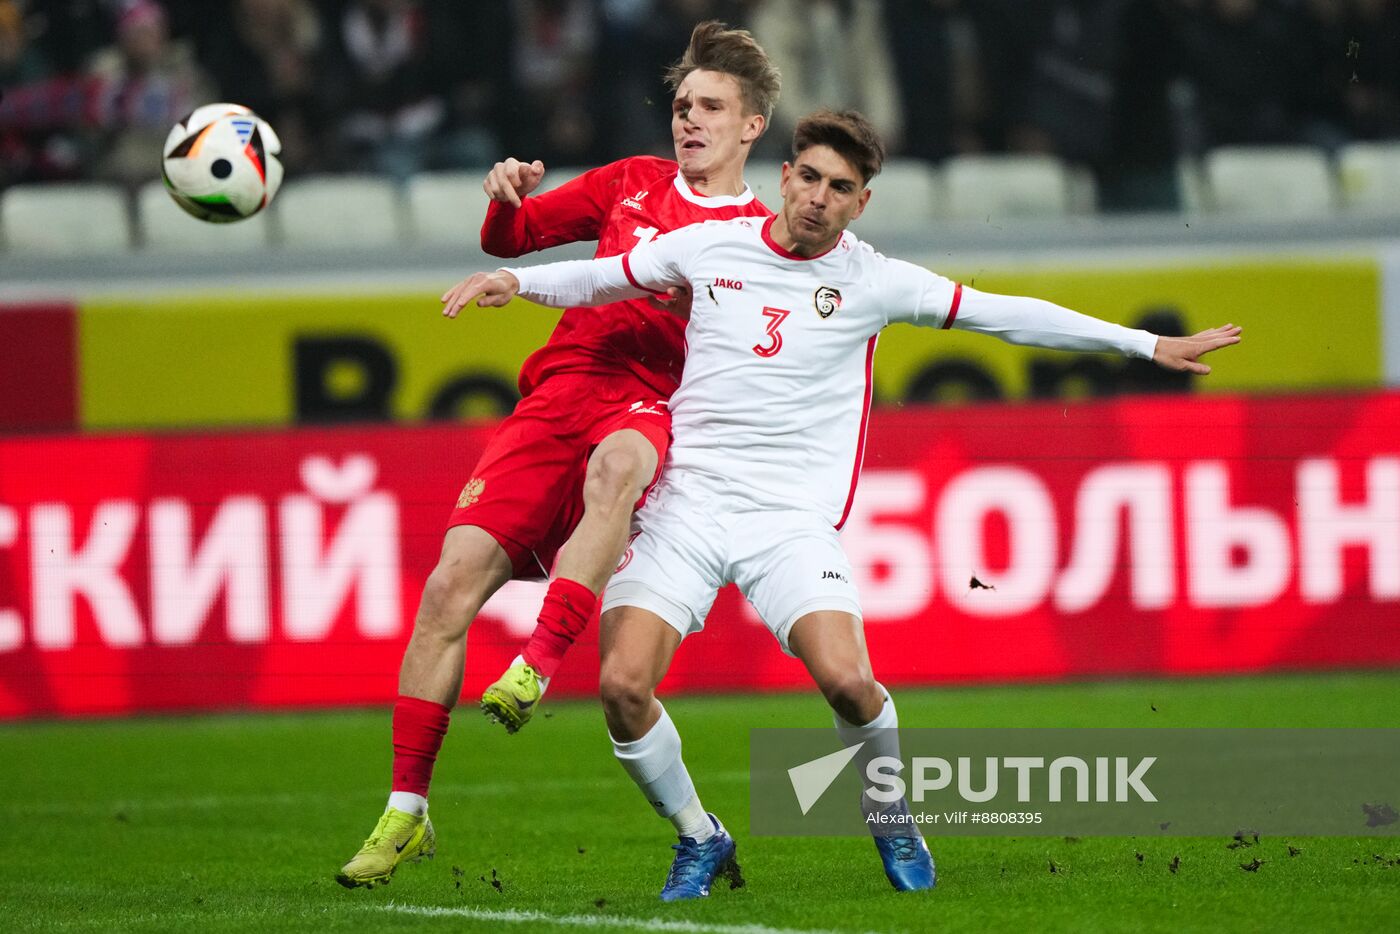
376, 902, 881, 934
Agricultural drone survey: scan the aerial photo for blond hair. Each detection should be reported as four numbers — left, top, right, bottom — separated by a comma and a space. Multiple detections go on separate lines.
663, 21, 781, 123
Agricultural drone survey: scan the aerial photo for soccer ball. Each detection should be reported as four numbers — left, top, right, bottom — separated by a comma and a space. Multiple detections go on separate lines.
161, 103, 283, 223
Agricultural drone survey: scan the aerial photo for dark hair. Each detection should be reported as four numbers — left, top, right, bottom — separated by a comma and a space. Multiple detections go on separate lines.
663, 20, 781, 123
791, 109, 886, 185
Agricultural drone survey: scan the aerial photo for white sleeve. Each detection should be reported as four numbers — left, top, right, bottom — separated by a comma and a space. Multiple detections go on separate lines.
952, 286, 1159, 359
503, 226, 694, 309
879, 257, 960, 328
504, 256, 640, 308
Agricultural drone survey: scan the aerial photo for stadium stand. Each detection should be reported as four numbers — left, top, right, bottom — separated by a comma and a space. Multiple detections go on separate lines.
941, 154, 1078, 220
136, 180, 274, 252
854, 158, 941, 230
405, 171, 492, 247
1175, 159, 1209, 216
0, 182, 131, 255
743, 164, 784, 211
1202, 145, 1337, 218
274, 175, 405, 249
1337, 142, 1400, 215
10, 144, 1400, 261
1066, 166, 1099, 215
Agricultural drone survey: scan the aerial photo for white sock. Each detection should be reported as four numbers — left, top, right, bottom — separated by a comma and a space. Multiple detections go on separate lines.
387, 791, 427, 816
832, 685, 917, 836
611, 703, 714, 841
513, 653, 551, 693
671, 794, 714, 842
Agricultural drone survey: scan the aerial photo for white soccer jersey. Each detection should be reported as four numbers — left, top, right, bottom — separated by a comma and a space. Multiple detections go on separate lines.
510, 215, 1157, 526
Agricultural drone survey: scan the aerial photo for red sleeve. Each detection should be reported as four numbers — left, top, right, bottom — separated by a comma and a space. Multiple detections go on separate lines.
480, 158, 631, 258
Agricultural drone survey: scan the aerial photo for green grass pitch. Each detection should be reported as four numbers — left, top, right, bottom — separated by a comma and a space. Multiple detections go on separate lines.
5, 672, 1400, 933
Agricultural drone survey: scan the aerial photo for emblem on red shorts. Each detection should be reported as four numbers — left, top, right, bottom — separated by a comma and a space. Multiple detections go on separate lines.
457, 477, 485, 508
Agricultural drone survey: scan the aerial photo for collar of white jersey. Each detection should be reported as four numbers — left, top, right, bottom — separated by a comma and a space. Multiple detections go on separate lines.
671, 171, 756, 207
759, 214, 850, 261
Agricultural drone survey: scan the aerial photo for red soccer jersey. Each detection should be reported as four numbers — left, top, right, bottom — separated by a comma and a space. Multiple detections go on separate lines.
481, 155, 773, 398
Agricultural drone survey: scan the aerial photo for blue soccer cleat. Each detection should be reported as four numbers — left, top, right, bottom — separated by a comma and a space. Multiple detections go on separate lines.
874, 833, 937, 891
659, 814, 745, 901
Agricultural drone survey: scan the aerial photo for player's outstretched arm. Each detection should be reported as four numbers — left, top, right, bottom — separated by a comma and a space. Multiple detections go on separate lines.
447, 227, 691, 318
1151, 324, 1243, 375
950, 286, 1235, 365
441, 271, 521, 317
482, 157, 546, 208
440, 254, 657, 318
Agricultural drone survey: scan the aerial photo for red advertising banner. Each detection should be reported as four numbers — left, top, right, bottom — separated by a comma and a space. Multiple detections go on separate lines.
2, 392, 1399, 719
0, 303, 78, 433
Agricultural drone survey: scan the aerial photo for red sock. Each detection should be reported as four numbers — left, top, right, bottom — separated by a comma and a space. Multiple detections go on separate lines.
391, 695, 451, 797
521, 577, 597, 680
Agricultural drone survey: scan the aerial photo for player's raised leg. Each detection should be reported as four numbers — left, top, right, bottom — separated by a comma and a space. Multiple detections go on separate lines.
789, 611, 936, 892
599, 605, 743, 901
482, 426, 661, 731
336, 525, 514, 888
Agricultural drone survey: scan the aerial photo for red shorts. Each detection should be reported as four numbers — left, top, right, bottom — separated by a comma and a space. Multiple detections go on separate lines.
447, 372, 672, 579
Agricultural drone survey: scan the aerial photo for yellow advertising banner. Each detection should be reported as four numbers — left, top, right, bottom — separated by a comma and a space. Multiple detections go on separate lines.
78, 256, 1381, 430
79, 291, 563, 429
872, 256, 1381, 404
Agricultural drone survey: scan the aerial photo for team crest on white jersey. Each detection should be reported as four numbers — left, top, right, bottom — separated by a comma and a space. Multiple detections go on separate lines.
621, 189, 649, 210
814, 286, 842, 318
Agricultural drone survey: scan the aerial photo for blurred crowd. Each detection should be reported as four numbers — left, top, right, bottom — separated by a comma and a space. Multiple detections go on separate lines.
1, 0, 1398, 210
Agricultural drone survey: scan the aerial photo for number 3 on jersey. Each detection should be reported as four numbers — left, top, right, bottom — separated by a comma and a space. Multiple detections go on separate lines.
753, 306, 791, 358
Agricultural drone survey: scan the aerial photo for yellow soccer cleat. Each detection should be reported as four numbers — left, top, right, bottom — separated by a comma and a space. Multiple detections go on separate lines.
335, 807, 435, 889
480, 661, 544, 734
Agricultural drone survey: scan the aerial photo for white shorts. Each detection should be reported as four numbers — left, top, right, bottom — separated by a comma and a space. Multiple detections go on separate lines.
602, 482, 862, 655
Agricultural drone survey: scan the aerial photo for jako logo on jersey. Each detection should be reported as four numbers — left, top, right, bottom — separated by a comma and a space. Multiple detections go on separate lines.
628, 400, 667, 415
822, 570, 849, 583
714, 278, 744, 290
621, 189, 649, 210
815, 286, 842, 318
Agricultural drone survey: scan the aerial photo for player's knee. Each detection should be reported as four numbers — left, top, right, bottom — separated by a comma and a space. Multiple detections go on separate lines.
598, 660, 655, 726
415, 562, 488, 639
822, 670, 881, 725
586, 445, 649, 506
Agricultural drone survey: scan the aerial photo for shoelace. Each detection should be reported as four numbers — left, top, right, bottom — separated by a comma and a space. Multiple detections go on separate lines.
887, 837, 921, 861
360, 823, 390, 850
666, 839, 704, 887
361, 814, 407, 850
